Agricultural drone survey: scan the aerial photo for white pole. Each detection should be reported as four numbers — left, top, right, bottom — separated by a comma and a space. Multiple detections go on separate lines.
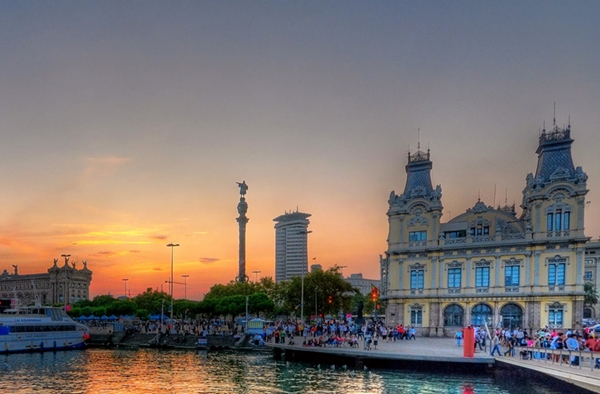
245, 296, 249, 333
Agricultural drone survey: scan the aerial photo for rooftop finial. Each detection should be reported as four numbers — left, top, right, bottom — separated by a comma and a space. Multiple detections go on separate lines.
553, 102, 556, 127
417, 128, 421, 150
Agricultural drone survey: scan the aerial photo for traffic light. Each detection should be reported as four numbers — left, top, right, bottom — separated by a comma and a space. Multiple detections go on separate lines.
327, 295, 332, 304
371, 284, 379, 302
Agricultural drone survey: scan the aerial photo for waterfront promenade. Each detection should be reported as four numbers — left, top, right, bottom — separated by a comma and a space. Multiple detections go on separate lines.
266, 336, 493, 365
266, 337, 600, 393
495, 352, 600, 393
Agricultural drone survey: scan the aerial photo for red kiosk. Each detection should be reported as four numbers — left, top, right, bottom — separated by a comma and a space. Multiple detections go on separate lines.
463, 326, 474, 358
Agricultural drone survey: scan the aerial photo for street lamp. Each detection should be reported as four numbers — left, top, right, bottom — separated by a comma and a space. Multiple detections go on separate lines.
315, 286, 318, 322
252, 270, 261, 282
166, 243, 180, 324
297, 230, 313, 324
181, 275, 189, 300
338, 265, 347, 278
122, 278, 129, 297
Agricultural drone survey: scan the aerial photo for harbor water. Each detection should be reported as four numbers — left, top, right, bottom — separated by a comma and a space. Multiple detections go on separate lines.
0, 348, 572, 393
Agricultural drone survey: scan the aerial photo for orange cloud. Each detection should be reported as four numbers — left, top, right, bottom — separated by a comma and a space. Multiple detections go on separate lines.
92, 251, 117, 257
199, 257, 220, 264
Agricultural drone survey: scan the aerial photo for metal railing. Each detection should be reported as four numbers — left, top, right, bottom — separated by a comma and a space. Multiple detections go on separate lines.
508, 347, 598, 372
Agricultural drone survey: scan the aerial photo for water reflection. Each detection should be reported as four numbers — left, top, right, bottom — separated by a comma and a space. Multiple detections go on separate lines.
0, 349, 575, 393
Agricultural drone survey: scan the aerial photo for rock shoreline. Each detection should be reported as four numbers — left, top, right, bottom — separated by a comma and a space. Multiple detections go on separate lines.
87, 331, 237, 350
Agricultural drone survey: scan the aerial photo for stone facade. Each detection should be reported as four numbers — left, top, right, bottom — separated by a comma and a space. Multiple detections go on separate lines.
382, 123, 590, 337
583, 239, 600, 320
0, 256, 92, 306
344, 273, 380, 295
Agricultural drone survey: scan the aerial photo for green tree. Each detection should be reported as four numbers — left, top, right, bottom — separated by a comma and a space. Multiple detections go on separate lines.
215, 295, 246, 316
585, 282, 598, 306
132, 288, 170, 315
106, 300, 137, 316
91, 295, 116, 307
249, 292, 275, 316
280, 267, 359, 318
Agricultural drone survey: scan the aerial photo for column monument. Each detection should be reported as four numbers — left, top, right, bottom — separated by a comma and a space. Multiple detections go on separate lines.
236, 181, 249, 282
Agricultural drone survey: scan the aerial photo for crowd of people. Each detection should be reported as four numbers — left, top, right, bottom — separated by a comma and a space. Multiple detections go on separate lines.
463, 324, 600, 367
105, 313, 600, 370
250, 318, 418, 350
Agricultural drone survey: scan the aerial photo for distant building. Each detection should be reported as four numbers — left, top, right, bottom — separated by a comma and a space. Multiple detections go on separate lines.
310, 264, 322, 273
382, 122, 590, 336
273, 210, 311, 283
0, 256, 92, 306
345, 273, 379, 295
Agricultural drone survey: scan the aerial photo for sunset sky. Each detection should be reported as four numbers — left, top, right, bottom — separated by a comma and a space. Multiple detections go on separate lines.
0, 2, 599, 301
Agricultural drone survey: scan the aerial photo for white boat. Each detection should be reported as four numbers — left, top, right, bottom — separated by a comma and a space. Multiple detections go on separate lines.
0, 305, 89, 353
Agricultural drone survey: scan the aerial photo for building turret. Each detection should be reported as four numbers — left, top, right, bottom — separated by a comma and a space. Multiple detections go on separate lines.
386, 147, 443, 252
522, 122, 588, 241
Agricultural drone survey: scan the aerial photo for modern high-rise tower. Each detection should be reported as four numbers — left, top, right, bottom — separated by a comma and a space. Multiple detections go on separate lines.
273, 210, 311, 283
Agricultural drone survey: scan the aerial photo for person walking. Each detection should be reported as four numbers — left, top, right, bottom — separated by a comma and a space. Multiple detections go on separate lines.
503, 337, 514, 357
455, 330, 462, 347
490, 334, 502, 356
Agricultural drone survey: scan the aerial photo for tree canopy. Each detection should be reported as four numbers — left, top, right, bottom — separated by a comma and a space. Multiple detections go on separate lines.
69, 268, 358, 321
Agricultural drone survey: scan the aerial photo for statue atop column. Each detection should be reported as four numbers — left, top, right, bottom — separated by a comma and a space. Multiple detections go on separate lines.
237, 180, 248, 197
236, 181, 249, 282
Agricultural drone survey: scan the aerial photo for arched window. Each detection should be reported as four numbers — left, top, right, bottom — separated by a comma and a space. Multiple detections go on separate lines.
444, 304, 464, 326
471, 304, 493, 326
584, 307, 593, 319
500, 303, 523, 329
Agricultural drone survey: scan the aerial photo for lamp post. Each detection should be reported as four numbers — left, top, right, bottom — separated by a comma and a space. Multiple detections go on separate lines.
338, 265, 347, 278
166, 243, 179, 324
315, 286, 318, 322
181, 275, 189, 300
297, 230, 312, 324
122, 278, 129, 297
252, 270, 261, 282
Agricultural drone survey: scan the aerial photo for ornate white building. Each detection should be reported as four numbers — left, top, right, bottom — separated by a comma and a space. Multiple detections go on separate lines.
381, 122, 589, 336
0, 256, 92, 307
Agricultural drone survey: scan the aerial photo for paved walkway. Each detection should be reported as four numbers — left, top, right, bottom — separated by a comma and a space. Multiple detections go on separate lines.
266, 336, 494, 364
494, 352, 600, 393
266, 337, 600, 392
